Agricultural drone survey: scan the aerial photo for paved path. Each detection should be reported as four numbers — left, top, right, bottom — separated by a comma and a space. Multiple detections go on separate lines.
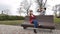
0, 25, 60, 34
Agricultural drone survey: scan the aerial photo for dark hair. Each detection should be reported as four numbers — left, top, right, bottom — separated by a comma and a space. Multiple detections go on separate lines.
30, 10, 33, 12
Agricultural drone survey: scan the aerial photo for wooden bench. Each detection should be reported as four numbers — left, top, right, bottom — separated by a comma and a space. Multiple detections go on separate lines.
21, 15, 55, 31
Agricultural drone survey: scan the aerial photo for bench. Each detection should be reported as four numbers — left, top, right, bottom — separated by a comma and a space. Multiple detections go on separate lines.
21, 15, 55, 31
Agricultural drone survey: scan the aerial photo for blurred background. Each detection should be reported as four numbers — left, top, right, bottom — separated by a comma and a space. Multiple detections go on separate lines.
0, 0, 60, 25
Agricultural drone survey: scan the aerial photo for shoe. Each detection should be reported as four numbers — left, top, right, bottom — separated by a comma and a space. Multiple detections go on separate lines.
34, 29, 37, 33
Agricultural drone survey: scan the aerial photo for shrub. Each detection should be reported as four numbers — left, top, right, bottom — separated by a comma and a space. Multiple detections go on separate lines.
0, 15, 24, 20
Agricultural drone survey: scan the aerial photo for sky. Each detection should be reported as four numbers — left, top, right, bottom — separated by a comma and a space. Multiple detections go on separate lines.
0, 0, 60, 16
0, 0, 22, 15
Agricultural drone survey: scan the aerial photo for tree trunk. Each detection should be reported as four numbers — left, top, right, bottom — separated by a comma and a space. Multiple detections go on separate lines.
55, 6, 57, 17
55, 11, 57, 17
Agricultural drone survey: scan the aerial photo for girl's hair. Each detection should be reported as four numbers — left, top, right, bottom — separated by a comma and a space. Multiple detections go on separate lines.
30, 10, 33, 12
29, 10, 33, 15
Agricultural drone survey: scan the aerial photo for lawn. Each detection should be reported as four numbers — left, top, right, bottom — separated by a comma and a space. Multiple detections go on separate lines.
54, 18, 60, 23
0, 20, 24, 25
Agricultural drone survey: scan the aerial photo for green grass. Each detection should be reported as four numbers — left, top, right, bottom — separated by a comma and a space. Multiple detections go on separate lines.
54, 18, 60, 23
0, 20, 24, 25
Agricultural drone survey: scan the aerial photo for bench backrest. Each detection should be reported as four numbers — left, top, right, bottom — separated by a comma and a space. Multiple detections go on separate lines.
24, 15, 54, 23
37, 15, 54, 23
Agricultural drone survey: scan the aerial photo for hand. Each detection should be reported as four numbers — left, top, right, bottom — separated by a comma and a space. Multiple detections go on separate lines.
31, 15, 34, 17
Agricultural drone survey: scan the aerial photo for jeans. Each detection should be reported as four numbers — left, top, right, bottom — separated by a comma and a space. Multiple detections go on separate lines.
33, 19, 38, 28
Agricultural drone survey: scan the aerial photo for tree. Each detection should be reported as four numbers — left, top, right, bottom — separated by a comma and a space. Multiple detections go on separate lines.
52, 6, 57, 17
17, 7, 27, 16
3, 9, 10, 15
17, 8, 22, 16
58, 7, 60, 17
52, 4, 60, 17
18, 0, 32, 16
37, 0, 47, 8
37, 0, 47, 15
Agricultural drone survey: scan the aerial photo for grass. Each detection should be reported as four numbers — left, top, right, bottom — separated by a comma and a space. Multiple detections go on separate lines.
0, 20, 24, 25
54, 18, 60, 23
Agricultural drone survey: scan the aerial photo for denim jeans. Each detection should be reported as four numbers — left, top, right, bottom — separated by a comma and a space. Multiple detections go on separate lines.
33, 19, 38, 28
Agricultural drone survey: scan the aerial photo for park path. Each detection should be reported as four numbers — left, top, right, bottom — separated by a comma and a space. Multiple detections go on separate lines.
0, 25, 60, 34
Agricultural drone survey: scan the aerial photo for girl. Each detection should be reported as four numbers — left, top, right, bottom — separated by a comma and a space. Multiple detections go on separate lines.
29, 10, 38, 33
29, 10, 36, 24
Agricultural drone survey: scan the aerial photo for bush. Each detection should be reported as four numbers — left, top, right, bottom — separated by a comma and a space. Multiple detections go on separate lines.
0, 15, 24, 20
8, 16, 24, 20
16, 16, 25, 20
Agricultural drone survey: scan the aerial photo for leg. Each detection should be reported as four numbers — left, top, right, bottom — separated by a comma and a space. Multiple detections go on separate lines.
33, 19, 38, 33
23, 26, 27, 29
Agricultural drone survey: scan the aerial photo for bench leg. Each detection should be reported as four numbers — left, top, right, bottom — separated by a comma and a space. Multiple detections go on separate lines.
23, 27, 27, 29
34, 29, 37, 33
